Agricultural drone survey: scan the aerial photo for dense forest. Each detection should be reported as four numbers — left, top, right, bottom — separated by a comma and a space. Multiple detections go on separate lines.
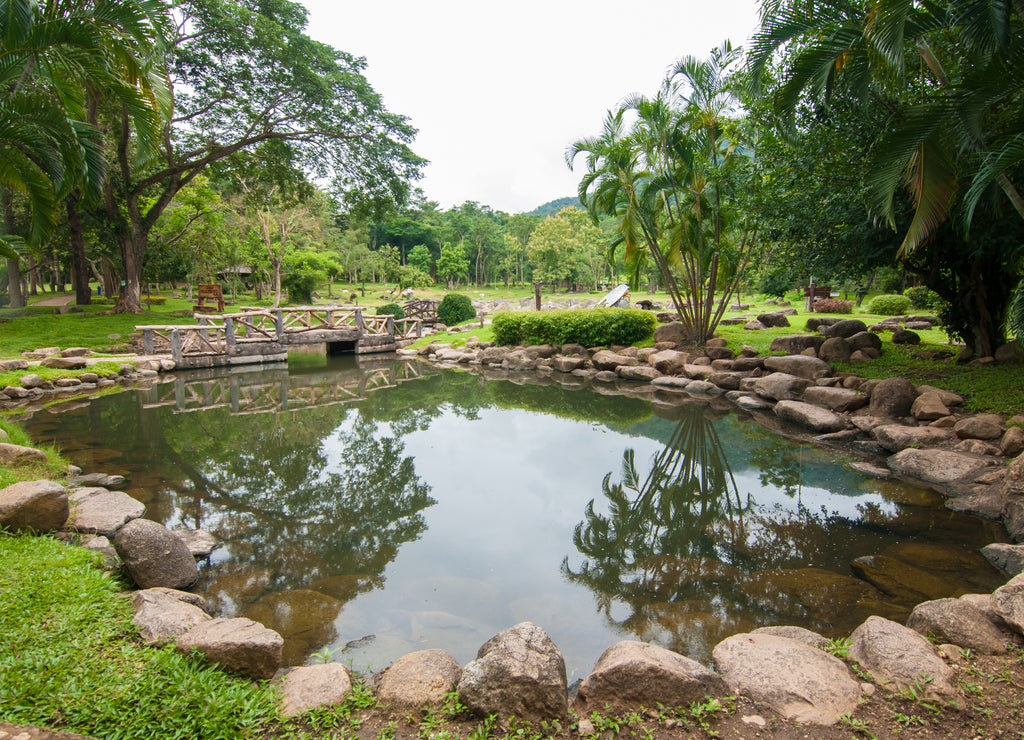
1, 0, 1022, 354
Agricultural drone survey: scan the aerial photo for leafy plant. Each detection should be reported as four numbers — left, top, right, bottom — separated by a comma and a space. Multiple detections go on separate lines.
903, 286, 942, 310
377, 303, 406, 319
813, 298, 853, 314
491, 308, 656, 347
437, 293, 476, 326
868, 294, 912, 316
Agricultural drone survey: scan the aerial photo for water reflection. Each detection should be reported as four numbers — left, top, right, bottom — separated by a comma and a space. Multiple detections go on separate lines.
14, 355, 1009, 672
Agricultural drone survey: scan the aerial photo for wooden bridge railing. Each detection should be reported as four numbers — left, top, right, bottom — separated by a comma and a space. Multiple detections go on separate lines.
136, 325, 229, 358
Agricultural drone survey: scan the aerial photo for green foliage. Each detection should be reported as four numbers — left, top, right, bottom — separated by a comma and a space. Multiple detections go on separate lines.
813, 298, 853, 313
0, 534, 279, 738
868, 294, 912, 315
903, 286, 942, 310
757, 266, 797, 298
407, 243, 434, 274
282, 251, 330, 304
491, 308, 656, 347
377, 303, 405, 319
436, 293, 476, 326
436, 242, 470, 287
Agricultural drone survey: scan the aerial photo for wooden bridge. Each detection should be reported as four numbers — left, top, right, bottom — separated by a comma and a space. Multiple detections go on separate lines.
136, 306, 422, 369
137, 357, 433, 415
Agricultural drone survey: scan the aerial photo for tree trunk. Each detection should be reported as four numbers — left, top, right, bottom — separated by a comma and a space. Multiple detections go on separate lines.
67, 193, 92, 305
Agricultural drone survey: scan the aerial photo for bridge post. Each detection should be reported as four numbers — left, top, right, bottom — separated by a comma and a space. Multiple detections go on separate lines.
386, 315, 395, 338
274, 310, 284, 341
355, 308, 365, 332
224, 318, 236, 355
143, 329, 154, 355
170, 330, 183, 364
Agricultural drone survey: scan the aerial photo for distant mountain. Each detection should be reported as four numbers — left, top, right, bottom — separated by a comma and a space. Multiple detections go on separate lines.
526, 196, 583, 217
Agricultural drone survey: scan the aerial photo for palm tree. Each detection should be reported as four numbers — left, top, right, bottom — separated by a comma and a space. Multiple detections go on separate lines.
748, 0, 1024, 354
0, 0, 170, 302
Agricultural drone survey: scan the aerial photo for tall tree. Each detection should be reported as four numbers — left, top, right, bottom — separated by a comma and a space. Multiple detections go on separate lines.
102, 0, 423, 313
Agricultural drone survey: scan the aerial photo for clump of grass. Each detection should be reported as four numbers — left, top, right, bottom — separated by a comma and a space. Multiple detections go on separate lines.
0, 419, 69, 488
0, 533, 280, 738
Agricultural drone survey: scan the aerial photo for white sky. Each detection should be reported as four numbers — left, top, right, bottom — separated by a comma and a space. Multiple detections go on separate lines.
299, 1, 763, 214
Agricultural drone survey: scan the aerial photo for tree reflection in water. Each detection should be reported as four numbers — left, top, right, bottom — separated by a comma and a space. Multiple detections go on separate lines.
563, 404, 753, 659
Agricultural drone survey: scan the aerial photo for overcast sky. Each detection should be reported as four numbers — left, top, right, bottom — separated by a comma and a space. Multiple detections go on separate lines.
299, 1, 763, 215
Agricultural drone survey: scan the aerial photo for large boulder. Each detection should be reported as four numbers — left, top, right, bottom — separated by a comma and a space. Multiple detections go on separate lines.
113, 518, 198, 590
801, 386, 868, 413
993, 573, 1024, 634
68, 487, 145, 536
1004, 453, 1024, 542
458, 622, 568, 722
769, 335, 825, 355
906, 598, 1009, 654
278, 663, 352, 717
649, 350, 689, 375
763, 355, 832, 380
867, 377, 917, 418
847, 331, 883, 353
40, 356, 87, 370
0, 480, 68, 533
575, 641, 726, 716
981, 543, 1024, 575
954, 414, 1005, 440
375, 649, 462, 711
756, 312, 791, 328
847, 616, 958, 701
774, 400, 846, 434
874, 426, 954, 453
911, 392, 950, 421
753, 373, 811, 402
131, 588, 211, 645
886, 447, 989, 484
591, 350, 638, 371
175, 617, 283, 680
653, 322, 687, 345
0, 443, 48, 465
817, 337, 851, 363
821, 319, 868, 338
712, 632, 861, 725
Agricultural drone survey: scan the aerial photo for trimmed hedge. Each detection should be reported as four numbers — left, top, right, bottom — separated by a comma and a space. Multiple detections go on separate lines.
492, 308, 657, 347
377, 303, 405, 319
437, 293, 476, 326
868, 294, 912, 315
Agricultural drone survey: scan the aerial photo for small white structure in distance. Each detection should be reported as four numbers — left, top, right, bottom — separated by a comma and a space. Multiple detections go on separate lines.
596, 283, 631, 308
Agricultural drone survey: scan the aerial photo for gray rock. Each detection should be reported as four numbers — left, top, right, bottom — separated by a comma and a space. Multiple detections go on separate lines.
906, 598, 1008, 654
756, 312, 791, 328
867, 377, 917, 418
802, 386, 868, 412
1002, 427, 1024, 457
40, 356, 87, 370
175, 617, 283, 680
591, 350, 638, 371
2, 386, 33, 399
775, 400, 846, 433
68, 487, 145, 536
763, 355, 832, 380
131, 588, 211, 645
0, 480, 68, 533
847, 331, 883, 353
0, 359, 29, 371
886, 447, 988, 483
1003, 453, 1024, 541
983, 543, 1024, 575
753, 373, 812, 402
874, 425, 954, 453
911, 392, 950, 421
847, 616, 958, 701
892, 329, 921, 345
501, 350, 539, 371
551, 356, 586, 373
114, 518, 198, 590
0, 443, 48, 465
915, 385, 964, 406
734, 394, 774, 410
279, 663, 352, 717
574, 641, 727, 715
653, 322, 687, 345
993, 573, 1024, 634
148, 586, 212, 614
649, 350, 689, 375
651, 376, 693, 389
19, 374, 45, 389
817, 337, 851, 363
821, 319, 868, 338
744, 320, 766, 330
954, 414, 1005, 440
172, 528, 218, 557
995, 340, 1024, 364
617, 365, 661, 381
712, 632, 860, 725
375, 649, 462, 711
769, 335, 825, 355
750, 625, 829, 649
458, 622, 568, 722
685, 380, 724, 395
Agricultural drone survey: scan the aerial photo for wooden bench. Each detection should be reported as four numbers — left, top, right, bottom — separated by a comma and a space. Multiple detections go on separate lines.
193, 283, 224, 314
802, 284, 832, 312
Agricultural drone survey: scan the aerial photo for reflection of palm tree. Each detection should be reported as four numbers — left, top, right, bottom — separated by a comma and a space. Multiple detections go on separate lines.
562, 406, 748, 654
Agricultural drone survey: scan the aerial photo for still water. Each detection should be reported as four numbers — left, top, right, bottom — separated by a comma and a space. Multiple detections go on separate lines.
19, 354, 1007, 677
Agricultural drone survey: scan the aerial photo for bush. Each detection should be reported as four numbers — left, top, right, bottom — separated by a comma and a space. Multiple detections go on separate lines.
142, 295, 167, 305
437, 293, 476, 325
812, 298, 853, 314
868, 294, 912, 315
377, 303, 405, 319
492, 308, 657, 347
903, 285, 942, 310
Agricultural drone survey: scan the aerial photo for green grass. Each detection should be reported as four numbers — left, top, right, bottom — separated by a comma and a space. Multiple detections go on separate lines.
0, 418, 69, 488
0, 533, 281, 739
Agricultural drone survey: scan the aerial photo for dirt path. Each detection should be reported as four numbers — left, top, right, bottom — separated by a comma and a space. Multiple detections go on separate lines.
31, 294, 76, 307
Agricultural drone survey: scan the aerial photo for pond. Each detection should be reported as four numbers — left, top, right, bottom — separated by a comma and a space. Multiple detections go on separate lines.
18, 354, 1008, 678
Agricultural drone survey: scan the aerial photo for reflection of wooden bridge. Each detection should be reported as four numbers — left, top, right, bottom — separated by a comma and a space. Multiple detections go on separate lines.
136, 306, 422, 369
138, 358, 431, 415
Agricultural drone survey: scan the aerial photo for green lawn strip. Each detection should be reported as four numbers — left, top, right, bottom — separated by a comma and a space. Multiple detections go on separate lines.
0, 361, 128, 390
0, 308, 196, 356
0, 533, 281, 739
0, 419, 69, 488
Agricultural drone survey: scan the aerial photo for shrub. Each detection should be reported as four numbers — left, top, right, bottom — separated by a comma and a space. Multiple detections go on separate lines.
142, 295, 167, 305
437, 293, 476, 325
903, 285, 942, 310
813, 298, 853, 314
868, 293, 912, 315
376, 303, 405, 319
492, 308, 656, 347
